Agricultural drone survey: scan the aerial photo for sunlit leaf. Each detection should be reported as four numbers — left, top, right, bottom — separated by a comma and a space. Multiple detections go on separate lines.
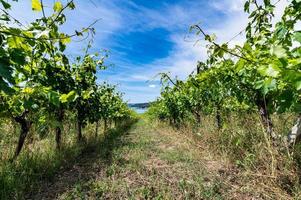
53, 1, 63, 12
270, 45, 287, 58
294, 31, 301, 44
59, 91, 78, 103
32, 0, 42, 11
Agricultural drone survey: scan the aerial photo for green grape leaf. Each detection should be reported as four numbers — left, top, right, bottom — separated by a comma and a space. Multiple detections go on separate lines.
258, 64, 280, 77
32, 0, 42, 11
295, 81, 301, 91
61, 36, 71, 44
0, 61, 13, 81
68, 1, 75, 9
83, 90, 94, 99
1, 1, 11, 9
59, 90, 78, 103
244, 1, 250, 12
271, 45, 287, 58
53, 1, 63, 12
48, 91, 60, 107
294, 31, 301, 44
0, 77, 13, 94
260, 78, 276, 95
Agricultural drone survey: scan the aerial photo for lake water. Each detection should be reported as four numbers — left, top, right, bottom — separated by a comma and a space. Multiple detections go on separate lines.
132, 107, 148, 114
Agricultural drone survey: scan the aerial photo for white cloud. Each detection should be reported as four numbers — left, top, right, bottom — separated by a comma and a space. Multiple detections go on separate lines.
210, 0, 245, 13
106, 0, 247, 83
149, 84, 156, 88
148, 0, 293, 81
7, 0, 297, 103
113, 0, 294, 104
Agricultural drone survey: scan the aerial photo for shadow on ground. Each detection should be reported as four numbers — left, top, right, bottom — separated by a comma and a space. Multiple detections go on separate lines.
27, 120, 138, 200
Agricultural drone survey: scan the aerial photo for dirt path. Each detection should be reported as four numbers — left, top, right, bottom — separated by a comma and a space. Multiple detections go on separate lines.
30, 119, 227, 199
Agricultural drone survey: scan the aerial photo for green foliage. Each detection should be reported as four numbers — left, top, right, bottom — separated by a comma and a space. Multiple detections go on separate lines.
0, 0, 133, 161
149, 0, 301, 135
32, 0, 42, 11
0, 0, 135, 198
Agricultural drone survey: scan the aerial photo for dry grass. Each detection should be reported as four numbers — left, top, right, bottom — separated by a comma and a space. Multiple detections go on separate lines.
1, 114, 301, 199
152, 113, 301, 199
51, 119, 224, 199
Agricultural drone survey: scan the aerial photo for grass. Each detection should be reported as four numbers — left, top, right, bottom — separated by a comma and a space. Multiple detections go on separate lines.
0, 118, 136, 199
150, 112, 301, 199
1, 113, 300, 199
54, 119, 224, 199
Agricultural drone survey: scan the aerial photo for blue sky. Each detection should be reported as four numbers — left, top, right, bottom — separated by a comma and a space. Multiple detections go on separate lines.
10, 0, 289, 103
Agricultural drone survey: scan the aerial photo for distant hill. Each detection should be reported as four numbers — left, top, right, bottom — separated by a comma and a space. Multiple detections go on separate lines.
128, 102, 151, 109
